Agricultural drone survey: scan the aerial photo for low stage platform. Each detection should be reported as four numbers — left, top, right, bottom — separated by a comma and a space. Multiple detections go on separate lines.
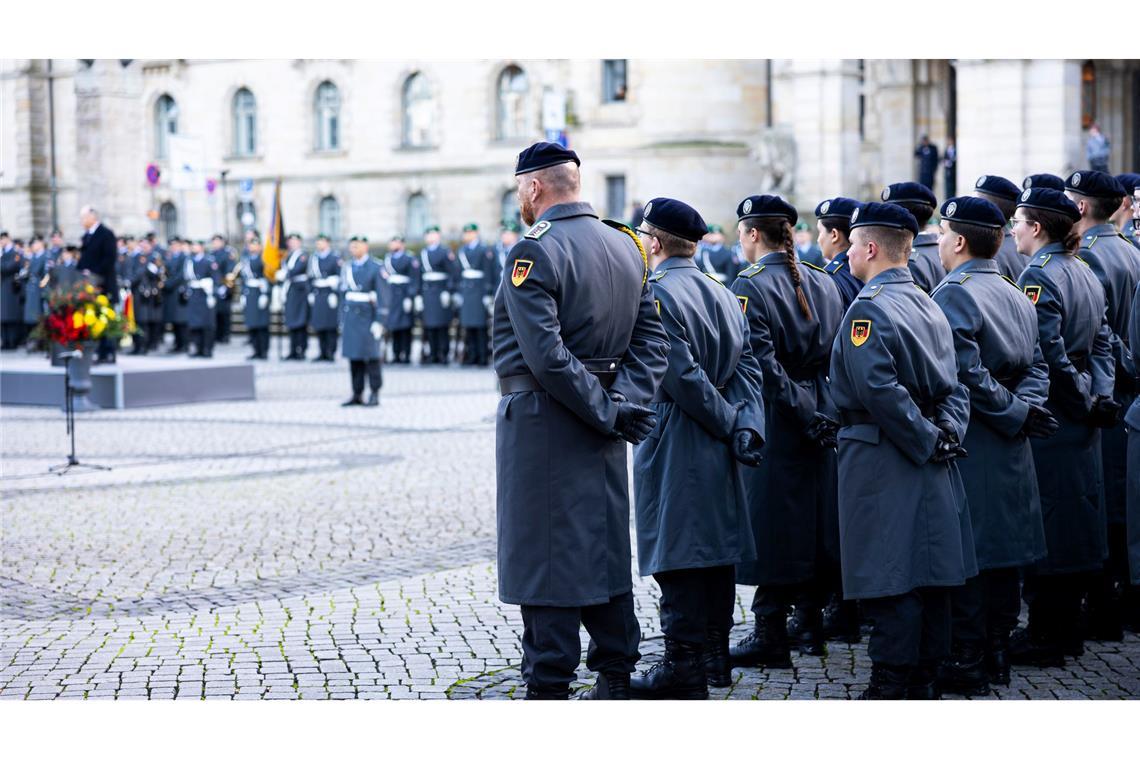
0, 353, 257, 409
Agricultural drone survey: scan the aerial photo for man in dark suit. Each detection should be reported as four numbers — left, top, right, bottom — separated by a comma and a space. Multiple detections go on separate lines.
78, 205, 119, 363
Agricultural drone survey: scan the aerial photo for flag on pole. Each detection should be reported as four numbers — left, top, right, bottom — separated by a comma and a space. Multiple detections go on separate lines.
262, 179, 285, 281
123, 292, 136, 334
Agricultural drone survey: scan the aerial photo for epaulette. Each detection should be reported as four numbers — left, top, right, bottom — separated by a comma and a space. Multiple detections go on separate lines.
738, 262, 766, 279
1029, 253, 1051, 268
651, 269, 668, 282
525, 220, 553, 240
702, 272, 726, 287
857, 284, 884, 299
602, 219, 649, 285
1077, 256, 1090, 267
1084, 235, 1099, 249
801, 261, 828, 274
1001, 274, 1019, 288
825, 260, 845, 274
946, 271, 972, 285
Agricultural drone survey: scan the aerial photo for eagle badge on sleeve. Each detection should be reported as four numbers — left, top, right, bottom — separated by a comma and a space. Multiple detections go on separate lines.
851, 319, 871, 347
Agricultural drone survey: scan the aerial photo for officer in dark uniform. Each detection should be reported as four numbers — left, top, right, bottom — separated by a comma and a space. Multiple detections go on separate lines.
1128, 281, 1140, 606
1023, 173, 1066, 192
185, 241, 220, 358
829, 202, 974, 699
493, 142, 669, 700
382, 236, 420, 364
794, 221, 826, 268
161, 238, 190, 353
240, 234, 271, 361
308, 234, 342, 362
209, 234, 237, 344
1065, 170, 1140, 640
728, 195, 847, 666
279, 233, 310, 360
697, 224, 742, 287
456, 223, 496, 366
627, 198, 765, 699
1011, 187, 1117, 666
973, 175, 1026, 279
493, 220, 521, 284
340, 236, 385, 407
882, 182, 943, 293
1112, 173, 1140, 249
22, 236, 48, 350
128, 238, 164, 354
817, 197, 864, 311
930, 196, 1055, 694
418, 226, 457, 365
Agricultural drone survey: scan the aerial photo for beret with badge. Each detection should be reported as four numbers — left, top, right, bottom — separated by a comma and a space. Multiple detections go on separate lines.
881, 181, 937, 207
814, 197, 862, 221
848, 201, 920, 235
514, 141, 581, 176
501, 220, 522, 233
1064, 170, 1126, 199
736, 194, 798, 224
642, 197, 708, 243
1022, 173, 1065, 191
1016, 187, 1081, 222
940, 196, 1006, 229
973, 175, 1021, 202
1116, 173, 1140, 194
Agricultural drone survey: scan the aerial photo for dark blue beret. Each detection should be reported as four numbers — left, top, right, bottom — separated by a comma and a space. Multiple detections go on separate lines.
514, 141, 580, 175
1022, 173, 1065, 191
973, 175, 1020, 202
814, 197, 862, 221
1115, 173, 1140, 194
641, 197, 708, 243
881, 182, 937, 207
1065, 170, 1126, 199
1017, 188, 1081, 222
849, 202, 919, 235
736, 194, 797, 224
941, 196, 1007, 229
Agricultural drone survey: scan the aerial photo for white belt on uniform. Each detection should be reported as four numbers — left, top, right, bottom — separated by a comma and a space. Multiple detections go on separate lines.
190, 278, 213, 290
345, 291, 374, 303
246, 277, 268, 291
387, 274, 411, 285
461, 270, 484, 280
422, 272, 448, 282
291, 274, 310, 283
312, 276, 339, 288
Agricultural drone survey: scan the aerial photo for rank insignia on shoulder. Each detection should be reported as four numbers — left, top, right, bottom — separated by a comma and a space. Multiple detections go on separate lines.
511, 259, 534, 287
850, 319, 871, 347
1023, 285, 1042, 304
525, 221, 552, 240
654, 299, 661, 315
736, 295, 749, 314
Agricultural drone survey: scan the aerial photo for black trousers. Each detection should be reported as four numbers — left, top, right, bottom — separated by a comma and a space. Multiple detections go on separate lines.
289, 327, 308, 357
1086, 523, 1132, 626
862, 586, 951, 669
655, 566, 736, 643
950, 567, 1021, 649
425, 327, 450, 364
190, 327, 215, 357
2, 321, 26, 349
462, 327, 489, 365
316, 329, 337, 359
752, 578, 827, 618
1025, 572, 1084, 645
215, 306, 232, 343
145, 321, 164, 352
248, 328, 270, 358
168, 322, 188, 351
390, 329, 412, 363
520, 591, 640, 692
349, 359, 382, 395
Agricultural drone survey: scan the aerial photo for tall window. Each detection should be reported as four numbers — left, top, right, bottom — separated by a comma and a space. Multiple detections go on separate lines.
406, 193, 429, 239
160, 202, 179, 240
602, 60, 627, 103
605, 175, 626, 219
1081, 60, 1096, 129
501, 189, 520, 228
232, 88, 257, 156
402, 73, 435, 147
319, 196, 341, 241
236, 200, 256, 232
497, 65, 529, 139
314, 81, 341, 151
154, 94, 178, 159
858, 60, 866, 140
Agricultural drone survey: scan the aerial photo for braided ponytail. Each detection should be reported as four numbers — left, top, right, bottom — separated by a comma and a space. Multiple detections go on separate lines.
781, 222, 813, 320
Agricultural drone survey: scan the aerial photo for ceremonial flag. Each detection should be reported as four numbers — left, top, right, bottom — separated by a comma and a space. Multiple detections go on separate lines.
123, 292, 136, 334
263, 179, 285, 281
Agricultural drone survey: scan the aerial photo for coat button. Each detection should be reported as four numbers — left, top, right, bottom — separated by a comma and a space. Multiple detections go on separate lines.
609, 362, 616, 370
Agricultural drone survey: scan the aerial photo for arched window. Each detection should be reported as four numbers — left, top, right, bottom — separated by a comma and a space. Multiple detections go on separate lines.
402, 73, 435, 148
501, 189, 520, 228
232, 88, 257, 156
314, 81, 341, 151
406, 193, 429, 239
154, 94, 178, 159
319, 196, 341, 241
236, 200, 256, 232
1081, 60, 1096, 130
497, 65, 529, 140
159, 202, 179, 240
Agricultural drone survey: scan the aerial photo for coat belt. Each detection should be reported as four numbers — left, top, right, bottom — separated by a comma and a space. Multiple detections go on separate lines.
499, 358, 622, 396
839, 401, 940, 427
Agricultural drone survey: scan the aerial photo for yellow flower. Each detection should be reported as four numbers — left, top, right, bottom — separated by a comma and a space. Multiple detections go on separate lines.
92, 319, 107, 337
84, 309, 97, 326
96, 294, 109, 307
85, 284, 95, 294
72, 312, 84, 329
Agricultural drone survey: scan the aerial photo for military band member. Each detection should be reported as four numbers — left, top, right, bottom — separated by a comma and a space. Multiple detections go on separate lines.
1065, 170, 1139, 641
930, 196, 1055, 694
161, 238, 190, 353
455, 223, 495, 366
48, 230, 65, 262
493, 220, 521, 284
728, 195, 846, 666
817, 197, 864, 311
340, 236, 385, 407
241, 234, 272, 361
308, 234, 342, 362
628, 198, 765, 699
280, 233, 310, 360
419, 225, 457, 365
128, 238, 164, 354
381, 236, 419, 364
186, 241, 220, 358
1011, 187, 1116, 666
22, 236, 48, 350
697, 224, 742, 287
1, 232, 25, 350
881, 182, 943, 293
973, 175, 1026, 280
829, 202, 974, 699
210, 234, 237, 344
493, 142, 669, 700
47, 245, 82, 294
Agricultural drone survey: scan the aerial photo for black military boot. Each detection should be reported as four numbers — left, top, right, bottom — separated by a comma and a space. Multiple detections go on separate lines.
822, 599, 862, 644
985, 632, 1011, 686
793, 606, 826, 656
728, 614, 793, 668
1007, 627, 1064, 668
524, 685, 569, 700
366, 390, 380, 407
938, 645, 990, 697
629, 639, 708, 700
341, 396, 363, 407
703, 628, 732, 688
858, 663, 909, 700
576, 671, 630, 700
906, 661, 942, 700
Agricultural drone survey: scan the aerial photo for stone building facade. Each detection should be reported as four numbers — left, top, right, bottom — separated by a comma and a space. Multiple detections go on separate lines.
2, 58, 1137, 244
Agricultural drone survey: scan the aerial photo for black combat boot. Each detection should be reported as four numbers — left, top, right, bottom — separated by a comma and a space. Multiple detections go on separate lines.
1007, 627, 1064, 668
822, 599, 862, 643
985, 632, 1011, 686
906, 661, 942, 700
629, 639, 708, 700
728, 614, 793, 668
365, 390, 380, 407
794, 606, 826, 656
703, 628, 732, 688
577, 671, 630, 700
524, 685, 569, 700
937, 645, 990, 697
858, 663, 909, 700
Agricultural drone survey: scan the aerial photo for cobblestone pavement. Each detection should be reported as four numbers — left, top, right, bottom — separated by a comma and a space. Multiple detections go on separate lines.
2, 340, 1138, 700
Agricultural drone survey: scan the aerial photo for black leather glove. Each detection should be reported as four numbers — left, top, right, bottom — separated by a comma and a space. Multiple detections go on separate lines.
610, 392, 657, 445
930, 420, 968, 463
731, 429, 764, 467
1087, 395, 1122, 429
1021, 404, 1060, 439
805, 412, 839, 449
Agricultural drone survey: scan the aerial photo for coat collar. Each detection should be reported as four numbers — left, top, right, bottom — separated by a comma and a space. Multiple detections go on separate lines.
865, 266, 915, 288
757, 250, 790, 267
947, 257, 1000, 278
652, 256, 699, 277
539, 202, 598, 222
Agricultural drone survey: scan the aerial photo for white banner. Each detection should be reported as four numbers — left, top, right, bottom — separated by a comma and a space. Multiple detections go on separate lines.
167, 135, 206, 191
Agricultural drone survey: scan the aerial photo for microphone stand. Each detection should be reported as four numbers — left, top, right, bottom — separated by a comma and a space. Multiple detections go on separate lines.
49, 349, 113, 476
